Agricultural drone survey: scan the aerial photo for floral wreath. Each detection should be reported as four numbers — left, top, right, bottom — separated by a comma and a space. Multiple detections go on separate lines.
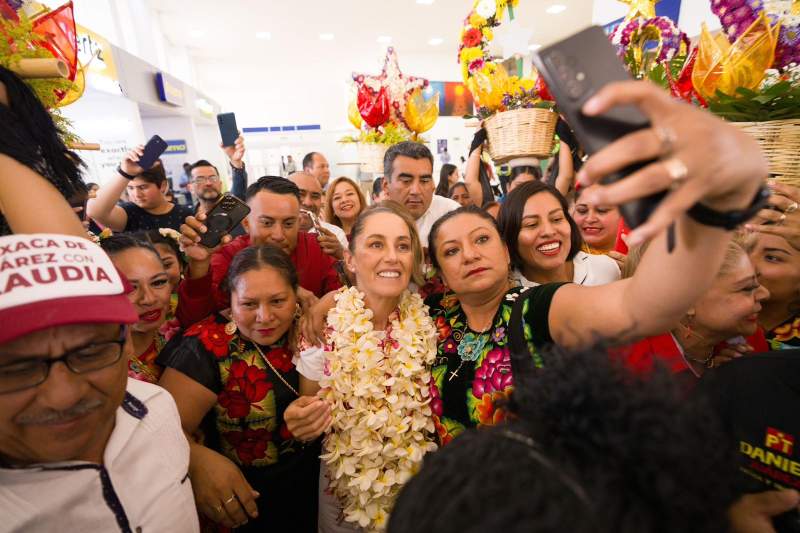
319, 287, 438, 531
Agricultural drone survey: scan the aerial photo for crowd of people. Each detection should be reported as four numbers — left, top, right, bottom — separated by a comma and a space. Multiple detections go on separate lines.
1, 60, 799, 533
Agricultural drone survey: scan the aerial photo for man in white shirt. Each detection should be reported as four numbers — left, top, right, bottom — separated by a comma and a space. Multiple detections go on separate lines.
382, 141, 460, 248
288, 171, 348, 259
0, 234, 199, 533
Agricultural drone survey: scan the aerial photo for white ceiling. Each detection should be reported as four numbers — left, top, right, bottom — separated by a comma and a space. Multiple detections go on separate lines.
151, 0, 594, 63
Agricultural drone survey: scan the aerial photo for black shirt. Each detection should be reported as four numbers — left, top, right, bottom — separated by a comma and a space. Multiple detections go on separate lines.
121, 202, 194, 232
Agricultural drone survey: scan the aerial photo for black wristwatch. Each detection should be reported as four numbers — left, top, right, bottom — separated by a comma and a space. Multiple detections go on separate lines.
687, 185, 770, 231
116, 165, 138, 180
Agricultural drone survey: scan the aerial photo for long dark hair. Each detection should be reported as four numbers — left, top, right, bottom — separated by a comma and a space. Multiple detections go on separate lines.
99, 234, 161, 263
137, 229, 186, 271
497, 180, 582, 272
435, 164, 458, 197
0, 66, 86, 235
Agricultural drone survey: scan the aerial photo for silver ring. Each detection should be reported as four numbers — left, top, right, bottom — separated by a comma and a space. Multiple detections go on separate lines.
786, 202, 798, 214
655, 126, 677, 156
224, 495, 237, 505
663, 157, 689, 185
779, 213, 787, 225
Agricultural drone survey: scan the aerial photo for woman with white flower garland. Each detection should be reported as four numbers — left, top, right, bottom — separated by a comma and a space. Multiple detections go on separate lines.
286, 202, 438, 532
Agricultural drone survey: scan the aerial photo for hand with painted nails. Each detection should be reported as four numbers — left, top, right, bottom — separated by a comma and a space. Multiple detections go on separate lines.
575, 80, 767, 247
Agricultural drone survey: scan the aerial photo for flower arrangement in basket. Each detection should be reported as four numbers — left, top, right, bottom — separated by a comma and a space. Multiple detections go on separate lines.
608, 0, 800, 184
340, 47, 439, 173
0, 0, 85, 144
458, 0, 557, 162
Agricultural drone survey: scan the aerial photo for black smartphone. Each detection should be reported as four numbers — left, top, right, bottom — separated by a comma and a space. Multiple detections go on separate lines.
217, 112, 239, 147
138, 135, 168, 170
199, 194, 251, 248
533, 26, 664, 229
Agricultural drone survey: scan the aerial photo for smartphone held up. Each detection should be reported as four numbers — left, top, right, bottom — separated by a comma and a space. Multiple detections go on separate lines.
532, 26, 664, 230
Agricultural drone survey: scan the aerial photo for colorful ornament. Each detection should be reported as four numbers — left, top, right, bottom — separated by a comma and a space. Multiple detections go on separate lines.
351, 47, 428, 130
620, 0, 659, 20
405, 87, 439, 135
610, 0, 689, 73
711, 0, 800, 68
356, 84, 390, 129
692, 12, 778, 100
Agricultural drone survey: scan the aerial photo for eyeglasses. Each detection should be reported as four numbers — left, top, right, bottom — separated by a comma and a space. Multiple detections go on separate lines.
0, 327, 127, 394
191, 176, 221, 185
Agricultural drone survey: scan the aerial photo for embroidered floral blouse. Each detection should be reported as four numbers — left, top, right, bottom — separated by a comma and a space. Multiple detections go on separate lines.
766, 315, 800, 350
157, 314, 302, 469
425, 284, 564, 445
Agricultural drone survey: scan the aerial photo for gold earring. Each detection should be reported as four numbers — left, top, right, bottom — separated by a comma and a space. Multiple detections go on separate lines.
294, 303, 302, 320
225, 321, 237, 335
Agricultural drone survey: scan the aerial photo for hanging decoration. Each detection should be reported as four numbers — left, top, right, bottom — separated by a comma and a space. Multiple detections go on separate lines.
342, 47, 439, 172
610, 0, 690, 79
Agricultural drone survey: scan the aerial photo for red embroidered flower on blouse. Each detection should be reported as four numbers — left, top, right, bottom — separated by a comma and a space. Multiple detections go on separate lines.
224, 428, 271, 465
218, 360, 273, 419
265, 346, 294, 373
185, 319, 233, 358
434, 316, 452, 341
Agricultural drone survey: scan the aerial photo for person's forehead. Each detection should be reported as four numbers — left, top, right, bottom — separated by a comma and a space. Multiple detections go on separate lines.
291, 174, 322, 193
313, 154, 328, 165
392, 156, 432, 177
250, 191, 299, 215
128, 179, 155, 187
1, 323, 119, 357
191, 166, 217, 177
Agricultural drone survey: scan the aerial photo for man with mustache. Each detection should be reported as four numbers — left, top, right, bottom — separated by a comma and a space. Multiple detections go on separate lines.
188, 134, 249, 237
0, 234, 199, 532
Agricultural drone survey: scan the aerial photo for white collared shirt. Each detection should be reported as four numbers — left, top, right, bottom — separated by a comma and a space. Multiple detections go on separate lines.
416, 195, 461, 247
513, 251, 621, 288
0, 379, 199, 533
309, 221, 349, 248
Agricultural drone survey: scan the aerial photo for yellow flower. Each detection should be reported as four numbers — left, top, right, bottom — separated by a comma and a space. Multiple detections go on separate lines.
469, 12, 486, 28
460, 46, 483, 63
482, 27, 493, 41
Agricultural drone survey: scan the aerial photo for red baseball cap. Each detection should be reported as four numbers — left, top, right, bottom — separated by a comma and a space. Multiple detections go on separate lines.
0, 234, 138, 344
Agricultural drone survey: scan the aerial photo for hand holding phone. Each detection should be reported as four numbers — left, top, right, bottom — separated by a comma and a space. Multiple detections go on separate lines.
198, 194, 251, 248
137, 135, 168, 171
217, 112, 239, 148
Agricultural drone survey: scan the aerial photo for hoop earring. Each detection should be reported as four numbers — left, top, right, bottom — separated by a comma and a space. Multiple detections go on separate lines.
225, 320, 237, 336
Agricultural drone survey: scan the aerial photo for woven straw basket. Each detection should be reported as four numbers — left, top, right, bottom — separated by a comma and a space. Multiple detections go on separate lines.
357, 143, 388, 174
733, 119, 800, 187
484, 107, 558, 163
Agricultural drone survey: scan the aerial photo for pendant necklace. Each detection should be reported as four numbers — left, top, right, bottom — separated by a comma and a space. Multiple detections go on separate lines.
449, 317, 494, 382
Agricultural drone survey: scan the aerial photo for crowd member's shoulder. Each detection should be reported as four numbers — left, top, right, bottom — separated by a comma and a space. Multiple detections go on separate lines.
574, 250, 621, 284
431, 194, 461, 215
125, 378, 183, 430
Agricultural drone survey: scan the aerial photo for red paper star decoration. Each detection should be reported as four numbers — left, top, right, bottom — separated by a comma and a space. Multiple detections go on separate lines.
352, 47, 429, 129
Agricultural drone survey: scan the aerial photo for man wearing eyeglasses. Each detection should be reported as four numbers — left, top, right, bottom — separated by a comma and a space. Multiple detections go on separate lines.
0, 234, 199, 532
188, 135, 249, 237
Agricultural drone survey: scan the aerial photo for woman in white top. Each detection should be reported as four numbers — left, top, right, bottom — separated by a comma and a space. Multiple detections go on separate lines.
285, 202, 438, 532
498, 180, 620, 287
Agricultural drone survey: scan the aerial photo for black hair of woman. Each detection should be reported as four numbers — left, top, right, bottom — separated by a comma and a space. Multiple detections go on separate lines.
389, 343, 736, 533
0, 66, 86, 235
435, 164, 458, 197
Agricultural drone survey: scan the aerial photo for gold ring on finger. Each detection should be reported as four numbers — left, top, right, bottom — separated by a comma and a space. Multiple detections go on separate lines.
214, 504, 224, 514
786, 202, 798, 214
655, 126, 677, 156
779, 213, 787, 225
663, 157, 689, 186
225, 494, 237, 505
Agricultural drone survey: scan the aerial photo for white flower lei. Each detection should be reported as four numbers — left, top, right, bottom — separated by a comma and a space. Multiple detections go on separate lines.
319, 286, 438, 532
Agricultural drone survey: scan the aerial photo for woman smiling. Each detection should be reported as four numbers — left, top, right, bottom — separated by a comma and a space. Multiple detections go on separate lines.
287, 202, 437, 532
325, 177, 366, 238
499, 181, 620, 287
100, 234, 172, 384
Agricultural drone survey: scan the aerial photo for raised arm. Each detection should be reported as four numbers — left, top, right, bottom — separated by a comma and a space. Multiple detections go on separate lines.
222, 134, 247, 200
86, 146, 144, 231
0, 154, 86, 236
548, 81, 767, 348
464, 128, 488, 204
